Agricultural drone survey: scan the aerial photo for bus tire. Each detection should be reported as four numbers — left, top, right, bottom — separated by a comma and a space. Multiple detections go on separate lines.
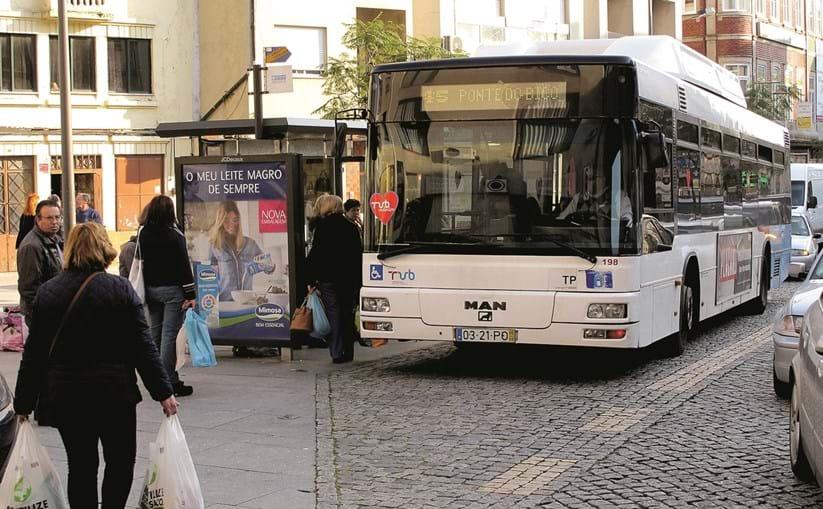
743, 250, 769, 315
663, 273, 697, 358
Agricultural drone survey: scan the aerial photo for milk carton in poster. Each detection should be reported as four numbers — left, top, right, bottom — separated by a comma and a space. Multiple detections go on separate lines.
196, 264, 220, 329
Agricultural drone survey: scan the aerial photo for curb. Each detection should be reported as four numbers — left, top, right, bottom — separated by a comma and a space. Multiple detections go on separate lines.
315, 372, 339, 509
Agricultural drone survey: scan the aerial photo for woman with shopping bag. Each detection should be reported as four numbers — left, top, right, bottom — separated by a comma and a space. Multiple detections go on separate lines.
306, 195, 362, 363
14, 222, 178, 509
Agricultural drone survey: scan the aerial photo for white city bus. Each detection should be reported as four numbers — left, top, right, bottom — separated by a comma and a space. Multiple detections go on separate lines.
357, 36, 790, 356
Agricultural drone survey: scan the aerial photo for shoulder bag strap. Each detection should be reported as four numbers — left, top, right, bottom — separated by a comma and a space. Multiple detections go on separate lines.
134, 226, 143, 261
47, 271, 104, 358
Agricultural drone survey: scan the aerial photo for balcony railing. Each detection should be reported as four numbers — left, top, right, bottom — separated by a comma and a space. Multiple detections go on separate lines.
43, 0, 115, 20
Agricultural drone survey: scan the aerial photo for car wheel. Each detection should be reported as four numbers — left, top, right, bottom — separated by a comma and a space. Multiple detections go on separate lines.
790, 382, 815, 482
663, 282, 695, 358
773, 368, 791, 399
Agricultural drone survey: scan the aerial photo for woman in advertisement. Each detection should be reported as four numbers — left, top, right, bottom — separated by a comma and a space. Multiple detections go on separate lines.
209, 200, 275, 301
307, 195, 362, 363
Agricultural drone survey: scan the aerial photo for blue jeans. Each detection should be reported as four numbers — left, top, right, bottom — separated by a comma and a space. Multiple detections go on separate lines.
146, 286, 184, 386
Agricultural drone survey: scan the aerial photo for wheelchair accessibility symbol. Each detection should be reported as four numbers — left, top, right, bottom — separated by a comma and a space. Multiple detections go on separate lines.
370, 264, 384, 281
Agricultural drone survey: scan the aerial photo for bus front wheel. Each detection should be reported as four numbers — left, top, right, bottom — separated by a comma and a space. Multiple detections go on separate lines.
663, 278, 697, 358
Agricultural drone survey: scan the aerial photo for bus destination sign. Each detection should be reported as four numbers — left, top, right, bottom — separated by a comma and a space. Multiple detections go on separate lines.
421, 82, 567, 112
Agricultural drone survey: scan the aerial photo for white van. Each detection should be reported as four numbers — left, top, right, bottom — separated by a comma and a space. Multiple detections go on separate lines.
791, 164, 823, 233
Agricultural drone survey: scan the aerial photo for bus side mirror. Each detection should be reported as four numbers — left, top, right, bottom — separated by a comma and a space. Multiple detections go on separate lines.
641, 131, 668, 169
808, 196, 818, 209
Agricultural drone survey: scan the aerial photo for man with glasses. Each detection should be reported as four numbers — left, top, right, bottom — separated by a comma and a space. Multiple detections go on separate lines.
17, 199, 64, 327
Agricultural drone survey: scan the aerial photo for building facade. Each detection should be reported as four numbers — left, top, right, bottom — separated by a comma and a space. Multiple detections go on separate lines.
682, 0, 823, 161
0, 0, 196, 271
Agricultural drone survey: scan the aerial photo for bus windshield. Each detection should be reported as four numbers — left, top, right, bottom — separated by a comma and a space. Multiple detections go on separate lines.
791, 180, 805, 207
368, 118, 639, 256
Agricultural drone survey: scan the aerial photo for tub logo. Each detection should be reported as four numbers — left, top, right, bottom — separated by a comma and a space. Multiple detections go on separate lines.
255, 304, 285, 321
198, 268, 217, 281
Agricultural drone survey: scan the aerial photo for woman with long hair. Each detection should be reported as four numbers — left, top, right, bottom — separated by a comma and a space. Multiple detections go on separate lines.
208, 200, 273, 301
307, 194, 362, 363
15, 192, 39, 249
14, 222, 177, 508
139, 195, 196, 396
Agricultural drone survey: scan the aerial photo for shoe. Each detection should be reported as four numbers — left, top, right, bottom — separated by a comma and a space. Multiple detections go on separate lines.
173, 382, 194, 397
332, 357, 353, 364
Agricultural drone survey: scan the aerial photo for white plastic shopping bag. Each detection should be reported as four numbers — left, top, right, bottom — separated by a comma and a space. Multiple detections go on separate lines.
0, 420, 69, 509
140, 415, 204, 509
175, 325, 188, 371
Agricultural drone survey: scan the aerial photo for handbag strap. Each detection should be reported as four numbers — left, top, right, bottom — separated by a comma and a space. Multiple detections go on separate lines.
134, 226, 143, 261
47, 271, 104, 358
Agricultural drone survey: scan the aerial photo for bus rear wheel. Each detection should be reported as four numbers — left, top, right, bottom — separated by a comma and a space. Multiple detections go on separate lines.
663, 279, 696, 358
743, 253, 769, 315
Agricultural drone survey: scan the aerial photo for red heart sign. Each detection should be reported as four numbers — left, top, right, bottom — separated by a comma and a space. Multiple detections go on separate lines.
369, 192, 399, 225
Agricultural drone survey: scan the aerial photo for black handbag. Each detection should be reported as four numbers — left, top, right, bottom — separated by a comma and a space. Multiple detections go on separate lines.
34, 272, 104, 427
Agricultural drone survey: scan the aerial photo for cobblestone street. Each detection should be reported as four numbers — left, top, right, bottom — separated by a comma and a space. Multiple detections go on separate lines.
318, 280, 823, 508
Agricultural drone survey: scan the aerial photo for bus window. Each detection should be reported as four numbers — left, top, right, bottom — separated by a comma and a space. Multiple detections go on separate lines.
701, 128, 721, 150
638, 100, 673, 138
723, 134, 740, 154
675, 147, 700, 231
722, 156, 742, 229
811, 180, 823, 208
677, 121, 699, 144
742, 140, 757, 158
758, 145, 773, 163
701, 151, 723, 225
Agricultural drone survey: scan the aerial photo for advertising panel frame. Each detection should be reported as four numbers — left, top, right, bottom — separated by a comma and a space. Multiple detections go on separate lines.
715, 231, 753, 306
174, 154, 304, 347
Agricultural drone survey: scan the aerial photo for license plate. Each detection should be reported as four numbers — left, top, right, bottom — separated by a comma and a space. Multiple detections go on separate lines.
454, 327, 518, 343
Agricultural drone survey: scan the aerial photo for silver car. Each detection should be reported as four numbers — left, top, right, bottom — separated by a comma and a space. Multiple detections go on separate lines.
791, 213, 820, 276
772, 257, 823, 398
790, 293, 823, 484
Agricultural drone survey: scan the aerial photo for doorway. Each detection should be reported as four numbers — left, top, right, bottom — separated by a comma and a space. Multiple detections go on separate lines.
0, 157, 35, 272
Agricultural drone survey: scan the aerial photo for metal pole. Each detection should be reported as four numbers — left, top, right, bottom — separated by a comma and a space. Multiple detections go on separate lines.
58, 0, 76, 233
249, 0, 255, 65
253, 64, 263, 139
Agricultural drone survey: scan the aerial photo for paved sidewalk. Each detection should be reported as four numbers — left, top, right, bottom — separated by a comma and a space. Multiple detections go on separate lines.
0, 333, 429, 508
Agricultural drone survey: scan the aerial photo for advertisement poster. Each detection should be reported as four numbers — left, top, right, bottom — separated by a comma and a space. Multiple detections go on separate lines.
179, 158, 293, 343
716, 232, 753, 304
816, 54, 823, 123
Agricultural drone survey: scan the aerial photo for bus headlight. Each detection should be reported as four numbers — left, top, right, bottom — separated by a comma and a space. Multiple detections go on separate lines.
362, 297, 391, 313
588, 303, 627, 319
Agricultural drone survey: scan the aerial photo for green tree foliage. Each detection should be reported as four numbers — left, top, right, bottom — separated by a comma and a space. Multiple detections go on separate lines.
745, 82, 802, 122
314, 17, 465, 118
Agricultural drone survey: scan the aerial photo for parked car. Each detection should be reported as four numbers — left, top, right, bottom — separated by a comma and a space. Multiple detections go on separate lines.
773, 255, 823, 398
791, 213, 820, 276
0, 374, 16, 476
789, 294, 823, 484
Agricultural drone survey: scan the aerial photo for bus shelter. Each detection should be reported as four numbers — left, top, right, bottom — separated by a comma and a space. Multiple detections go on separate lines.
156, 117, 366, 351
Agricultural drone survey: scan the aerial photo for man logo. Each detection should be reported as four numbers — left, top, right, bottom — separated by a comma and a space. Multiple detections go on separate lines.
478, 311, 493, 321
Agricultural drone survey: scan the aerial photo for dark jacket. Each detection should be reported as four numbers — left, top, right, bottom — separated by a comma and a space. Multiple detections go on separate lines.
15, 214, 34, 249
307, 213, 362, 293
119, 235, 137, 278
14, 270, 173, 417
17, 228, 63, 317
138, 224, 196, 300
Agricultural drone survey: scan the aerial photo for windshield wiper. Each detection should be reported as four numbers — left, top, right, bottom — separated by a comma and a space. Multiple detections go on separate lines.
468, 233, 597, 263
377, 236, 487, 260
377, 242, 431, 261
